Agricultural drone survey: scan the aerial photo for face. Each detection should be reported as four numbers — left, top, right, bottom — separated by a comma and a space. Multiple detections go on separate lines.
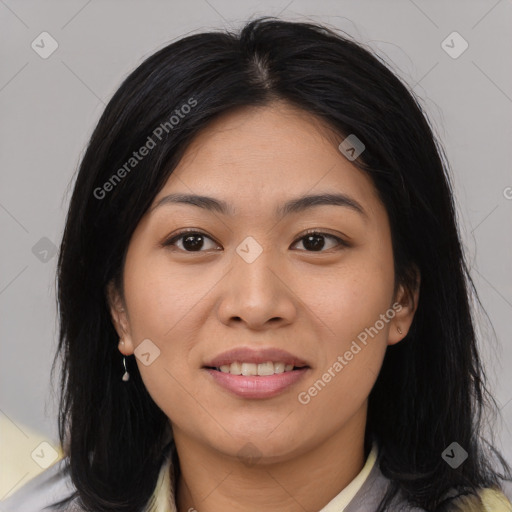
108, 101, 419, 463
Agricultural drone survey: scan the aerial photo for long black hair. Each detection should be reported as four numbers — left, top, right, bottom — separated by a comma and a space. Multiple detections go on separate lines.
51, 16, 511, 511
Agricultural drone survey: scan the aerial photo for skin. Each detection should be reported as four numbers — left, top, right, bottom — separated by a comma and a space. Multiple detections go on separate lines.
108, 101, 420, 512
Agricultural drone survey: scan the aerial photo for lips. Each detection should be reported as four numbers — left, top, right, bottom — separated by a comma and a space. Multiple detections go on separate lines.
203, 347, 310, 369
202, 347, 310, 399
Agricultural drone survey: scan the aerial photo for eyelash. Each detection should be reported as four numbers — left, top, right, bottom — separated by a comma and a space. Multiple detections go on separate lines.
162, 228, 349, 253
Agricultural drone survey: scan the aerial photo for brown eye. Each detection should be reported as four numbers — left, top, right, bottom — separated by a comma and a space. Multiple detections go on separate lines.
163, 230, 220, 252
291, 231, 347, 252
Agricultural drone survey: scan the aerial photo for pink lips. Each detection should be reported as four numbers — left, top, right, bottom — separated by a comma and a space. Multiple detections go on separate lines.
203, 347, 310, 399
204, 367, 309, 399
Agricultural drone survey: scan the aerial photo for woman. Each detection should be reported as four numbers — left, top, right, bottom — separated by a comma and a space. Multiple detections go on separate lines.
2, 16, 511, 512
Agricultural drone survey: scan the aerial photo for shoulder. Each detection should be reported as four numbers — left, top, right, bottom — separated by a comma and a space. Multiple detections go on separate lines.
344, 458, 427, 511
0, 457, 82, 512
346, 459, 512, 512
435, 480, 512, 511
476, 487, 512, 511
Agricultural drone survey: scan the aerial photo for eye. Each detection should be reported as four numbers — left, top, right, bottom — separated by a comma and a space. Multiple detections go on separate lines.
291, 230, 348, 252
162, 230, 220, 252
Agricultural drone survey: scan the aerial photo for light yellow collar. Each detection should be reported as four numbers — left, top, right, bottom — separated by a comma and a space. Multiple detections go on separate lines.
144, 445, 177, 512
318, 441, 378, 511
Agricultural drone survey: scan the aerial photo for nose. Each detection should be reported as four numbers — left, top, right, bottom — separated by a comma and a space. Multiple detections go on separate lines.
216, 241, 298, 330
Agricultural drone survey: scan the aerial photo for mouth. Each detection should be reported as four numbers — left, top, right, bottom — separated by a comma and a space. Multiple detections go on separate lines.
203, 347, 311, 399
202, 351, 311, 399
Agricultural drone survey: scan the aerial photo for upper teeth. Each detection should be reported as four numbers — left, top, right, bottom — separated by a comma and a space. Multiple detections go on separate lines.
217, 362, 295, 375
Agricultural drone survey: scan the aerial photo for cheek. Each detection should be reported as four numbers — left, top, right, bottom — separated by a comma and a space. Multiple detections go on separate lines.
294, 252, 394, 411
123, 250, 206, 341
296, 250, 394, 344
122, 250, 223, 417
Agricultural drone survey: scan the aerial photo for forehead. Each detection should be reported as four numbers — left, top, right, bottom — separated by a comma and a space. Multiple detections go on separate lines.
153, 102, 382, 219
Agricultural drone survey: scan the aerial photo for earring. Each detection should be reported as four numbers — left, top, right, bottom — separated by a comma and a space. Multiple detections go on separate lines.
120, 340, 130, 382
397, 326, 403, 335
122, 356, 130, 382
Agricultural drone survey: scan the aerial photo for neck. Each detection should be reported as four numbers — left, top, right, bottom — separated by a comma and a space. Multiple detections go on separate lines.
173, 408, 368, 512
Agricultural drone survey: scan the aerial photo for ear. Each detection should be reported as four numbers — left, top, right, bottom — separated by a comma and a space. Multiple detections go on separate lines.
387, 265, 421, 346
106, 280, 135, 355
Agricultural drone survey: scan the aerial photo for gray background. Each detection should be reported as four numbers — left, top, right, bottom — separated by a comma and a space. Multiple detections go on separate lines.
1, 0, 511, 495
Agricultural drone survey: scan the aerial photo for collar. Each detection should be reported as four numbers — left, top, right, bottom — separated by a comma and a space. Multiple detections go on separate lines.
146, 440, 378, 512
319, 440, 378, 511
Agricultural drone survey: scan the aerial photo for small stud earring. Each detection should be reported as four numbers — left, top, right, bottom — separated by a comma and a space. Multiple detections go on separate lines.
397, 326, 403, 335
122, 356, 130, 382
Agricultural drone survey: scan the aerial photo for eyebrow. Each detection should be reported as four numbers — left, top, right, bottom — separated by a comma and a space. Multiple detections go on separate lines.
151, 192, 368, 220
